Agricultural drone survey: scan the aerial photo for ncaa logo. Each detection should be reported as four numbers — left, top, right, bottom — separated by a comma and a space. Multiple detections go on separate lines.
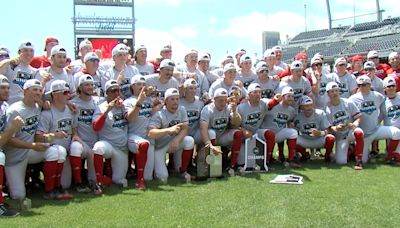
252, 147, 260, 155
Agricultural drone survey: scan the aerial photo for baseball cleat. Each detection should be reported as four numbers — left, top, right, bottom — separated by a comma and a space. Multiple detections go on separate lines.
237, 167, 245, 176
54, 187, 74, 200
121, 179, 128, 188
135, 179, 146, 190
75, 182, 91, 193
226, 167, 235, 177
0, 203, 19, 218
93, 183, 103, 196
354, 161, 363, 170
43, 190, 56, 200
300, 153, 311, 162
289, 161, 302, 168
159, 177, 168, 185
370, 151, 380, 159
385, 158, 400, 166
324, 157, 333, 164
266, 163, 275, 171
179, 171, 191, 183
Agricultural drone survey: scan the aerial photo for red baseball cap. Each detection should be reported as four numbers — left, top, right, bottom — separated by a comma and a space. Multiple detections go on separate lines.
44, 37, 59, 51
352, 55, 363, 62
296, 52, 308, 60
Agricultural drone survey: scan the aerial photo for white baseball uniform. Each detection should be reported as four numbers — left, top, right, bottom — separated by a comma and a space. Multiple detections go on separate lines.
251, 77, 279, 99
330, 72, 357, 98
382, 94, 400, 152
277, 77, 312, 112
105, 64, 140, 99
174, 65, 210, 97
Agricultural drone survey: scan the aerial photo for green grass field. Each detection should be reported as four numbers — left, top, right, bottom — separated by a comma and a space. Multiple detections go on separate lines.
2, 147, 400, 228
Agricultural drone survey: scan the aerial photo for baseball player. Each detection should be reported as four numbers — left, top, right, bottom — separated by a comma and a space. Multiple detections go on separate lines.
263, 49, 284, 77
35, 45, 76, 97
173, 48, 209, 97
362, 61, 384, 94
212, 54, 234, 77
367, 50, 390, 79
0, 75, 24, 217
0, 40, 41, 104
234, 48, 246, 67
3, 79, 69, 199
251, 61, 279, 99
236, 83, 280, 169
387, 52, 400, 77
277, 61, 313, 112
325, 82, 364, 169
0, 47, 10, 63
235, 54, 257, 89
199, 88, 243, 176
36, 80, 87, 198
381, 77, 400, 165
92, 80, 128, 195
348, 55, 365, 77
134, 45, 155, 76
145, 59, 179, 101
197, 53, 219, 85
330, 57, 357, 98
30, 37, 58, 69
160, 45, 172, 60
279, 53, 310, 79
293, 96, 335, 163
124, 75, 162, 189
349, 76, 400, 164
105, 43, 140, 99
148, 88, 194, 183
310, 57, 334, 110
260, 87, 301, 168
272, 46, 287, 70
71, 39, 93, 74
312, 53, 331, 75
208, 63, 247, 100
73, 52, 108, 97
70, 75, 104, 187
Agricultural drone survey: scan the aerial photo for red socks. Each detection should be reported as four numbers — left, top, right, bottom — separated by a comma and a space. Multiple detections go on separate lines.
55, 162, 64, 187
105, 159, 112, 178
180, 149, 192, 172
264, 130, 275, 163
70, 156, 82, 184
136, 142, 149, 179
386, 139, 400, 161
0, 165, 4, 203
229, 131, 243, 167
287, 139, 297, 162
324, 136, 335, 158
354, 131, 364, 162
295, 145, 308, 157
43, 161, 57, 192
93, 154, 104, 184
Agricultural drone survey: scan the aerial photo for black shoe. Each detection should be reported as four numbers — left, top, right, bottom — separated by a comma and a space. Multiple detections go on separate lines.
315, 149, 322, 157
370, 151, 381, 159
94, 183, 103, 196
0, 202, 19, 218
354, 161, 363, 170
300, 153, 311, 162
75, 182, 91, 193
266, 163, 275, 171
278, 157, 286, 164
325, 157, 333, 164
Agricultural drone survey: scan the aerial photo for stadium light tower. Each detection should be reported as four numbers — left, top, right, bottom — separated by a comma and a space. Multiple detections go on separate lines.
304, 3, 307, 32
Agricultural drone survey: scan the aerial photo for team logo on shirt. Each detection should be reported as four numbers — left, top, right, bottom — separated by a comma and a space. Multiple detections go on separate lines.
243, 81, 251, 89
0, 114, 5, 132
13, 71, 34, 89
112, 113, 126, 129
139, 103, 152, 118
21, 115, 39, 135
140, 72, 149, 76
245, 112, 261, 127
301, 122, 316, 136
212, 118, 228, 133
120, 78, 130, 96
332, 110, 349, 125
186, 110, 199, 127
387, 105, 400, 120
360, 101, 376, 116
168, 119, 181, 136
56, 118, 72, 134
319, 82, 327, 96
337, 82, 348, 95
293, 88, 304, 101
273, 113, 289, 128
261, 89, 274, 99
78, 109, 94, 126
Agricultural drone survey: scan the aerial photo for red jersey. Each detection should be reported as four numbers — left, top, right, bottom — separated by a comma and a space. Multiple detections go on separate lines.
30, 55, 51, 68
147, 60, 160, 73
388, 75, 400, 92
375, 63, 390, 79
279, 68, 313, 86
386, 68, 400, 77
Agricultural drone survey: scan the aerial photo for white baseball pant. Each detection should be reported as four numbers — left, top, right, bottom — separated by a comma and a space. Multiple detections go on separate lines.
0, 151, 4, 166
193, 129, 216, 145
297, 134, 335, 149
128, 134, 155, 181
335, 127, 364, 164
5, 145, 66, 199
92, 141, 128, 184
361, 126, 400, 163
154, 136, 194, 179
275, 128, 298, 143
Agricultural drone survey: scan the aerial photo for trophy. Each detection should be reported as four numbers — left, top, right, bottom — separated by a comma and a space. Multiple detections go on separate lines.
243, 134, 268, 173
196, 143, 223, 180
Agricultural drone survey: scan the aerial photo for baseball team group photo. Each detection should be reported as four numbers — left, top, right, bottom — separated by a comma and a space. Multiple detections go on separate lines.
1, 0, 400, 227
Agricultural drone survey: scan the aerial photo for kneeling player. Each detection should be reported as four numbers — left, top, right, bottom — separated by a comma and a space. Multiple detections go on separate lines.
294, 96, 335, 163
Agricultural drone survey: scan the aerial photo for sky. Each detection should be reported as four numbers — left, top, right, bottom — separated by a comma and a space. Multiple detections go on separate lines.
1, 0, 399, 66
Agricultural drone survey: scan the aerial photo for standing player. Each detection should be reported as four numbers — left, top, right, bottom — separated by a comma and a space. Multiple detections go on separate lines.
251, 61, 279, 99
0, 47, 10, 63
330, 57, 357, 98
124, 75, 162, 189
0, 75, 24, 217
293, 96, 335, 163
200, 88, 243, 176
208, 63, 247, 99
348, 55, 365, 77
263, 49, 284, 77
272, 46, 287, 70
237, 83, 279, 169
0, 40, 40, 104
234, 48, 246, 67
71, 39, 93, 74
134, 45, 155, 76
235, 54, 257, 89
362, 61, 384, 94
145, 59, 179, 101
367, 50, 389, 80
105, 43, 140, 99
147, 88, 194, 183
260, 87, 301, 168
212, 54, 235, 77
387, 52, 400, 77
197, 53, 219, 85
30, 37, 59, 69
349, 76, 400, 164
325, 82, 364, 169
36, 80, 87, 197
310, 57, 334, 110
92, 80, 128, 195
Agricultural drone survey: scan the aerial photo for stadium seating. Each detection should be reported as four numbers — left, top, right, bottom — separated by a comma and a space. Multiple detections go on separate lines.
345, 17, 400, 36
281, 47, 305, 63
306, 42, 352, 58
346, 34, 400, 55
289, 26, 349, 44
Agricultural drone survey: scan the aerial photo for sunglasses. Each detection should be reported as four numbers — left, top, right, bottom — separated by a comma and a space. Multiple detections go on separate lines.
88, 58, 99, 62
357, 84, 368, 87
365, 68, 374, 72
55, 90, 70, 95
259, 69, 269, 74
163, 51, 172, 54
313, 63, 322, 67
338, 64, 347, 67
231, 92, 241, 96
387, 85, 396, 88
0, 54, 9, 58
369, 57, 378, 60
108, 88, 121, 94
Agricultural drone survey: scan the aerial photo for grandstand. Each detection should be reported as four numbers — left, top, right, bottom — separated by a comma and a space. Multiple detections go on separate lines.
280, 16, 400, 63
